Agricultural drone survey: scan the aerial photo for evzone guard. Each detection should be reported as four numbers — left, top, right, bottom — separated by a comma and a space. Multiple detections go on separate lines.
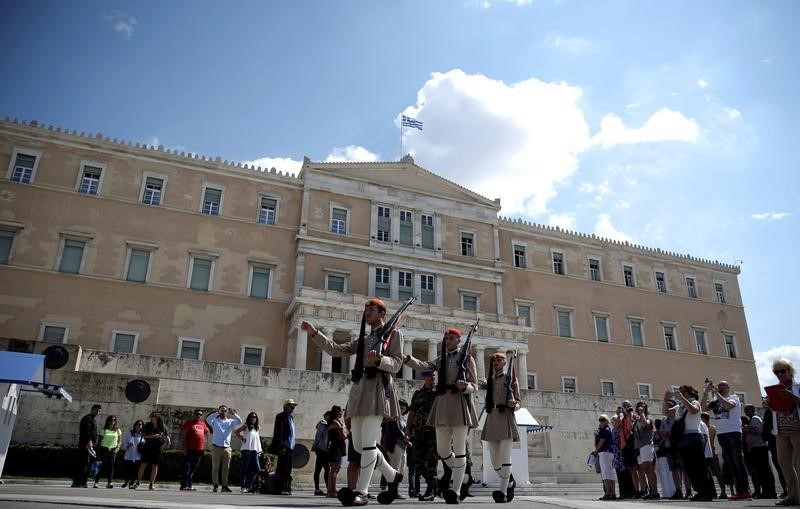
404, 322, 479, 504
301, 297, 414, 506
482, 351, 520, 503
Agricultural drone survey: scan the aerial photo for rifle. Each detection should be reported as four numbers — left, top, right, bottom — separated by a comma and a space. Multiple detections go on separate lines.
365, 296, 416, 397
504, 349, 519, 405
455, 318, 480, 387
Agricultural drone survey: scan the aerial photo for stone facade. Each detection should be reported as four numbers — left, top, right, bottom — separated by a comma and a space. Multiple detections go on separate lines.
0, 118, 760, 481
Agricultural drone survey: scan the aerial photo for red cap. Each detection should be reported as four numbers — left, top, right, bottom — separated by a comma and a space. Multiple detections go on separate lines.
446, 328, 462, 337
365, 298, 386, 312
491, 352, 507, 361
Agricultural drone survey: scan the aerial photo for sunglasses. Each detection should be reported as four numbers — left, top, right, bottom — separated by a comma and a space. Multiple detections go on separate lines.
774, 369, 788, 375
598, 419, 608, 422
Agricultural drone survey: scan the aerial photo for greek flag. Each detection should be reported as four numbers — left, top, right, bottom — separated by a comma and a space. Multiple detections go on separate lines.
402, 115, 423, 130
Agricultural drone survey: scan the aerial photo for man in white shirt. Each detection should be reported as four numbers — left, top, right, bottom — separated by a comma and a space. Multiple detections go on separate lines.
701, 380, 751, 500
205, 405, 242, 493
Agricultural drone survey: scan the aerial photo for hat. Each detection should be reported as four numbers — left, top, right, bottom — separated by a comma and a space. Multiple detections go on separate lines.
284, 398, 297, 406
365, 298, 386, 312
446, 328, 462, 337
420, 370, 434, 378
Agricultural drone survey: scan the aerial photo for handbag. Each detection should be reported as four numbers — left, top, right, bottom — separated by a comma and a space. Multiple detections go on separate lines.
89, 459, 102, 478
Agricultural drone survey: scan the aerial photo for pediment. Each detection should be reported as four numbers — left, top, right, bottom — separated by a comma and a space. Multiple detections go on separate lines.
301, 156, 500, 209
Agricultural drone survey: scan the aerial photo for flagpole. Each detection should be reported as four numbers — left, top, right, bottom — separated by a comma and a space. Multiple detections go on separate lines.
400, 118, 404, 159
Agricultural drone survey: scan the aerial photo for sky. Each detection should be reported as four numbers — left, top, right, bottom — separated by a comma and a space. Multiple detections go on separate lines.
1, 1, 798, 390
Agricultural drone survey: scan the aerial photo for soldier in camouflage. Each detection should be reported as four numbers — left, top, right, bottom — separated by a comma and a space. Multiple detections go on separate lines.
408, 369, 438, 501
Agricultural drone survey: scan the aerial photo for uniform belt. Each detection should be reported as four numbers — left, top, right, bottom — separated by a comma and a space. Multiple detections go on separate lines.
487, 404, 508, 413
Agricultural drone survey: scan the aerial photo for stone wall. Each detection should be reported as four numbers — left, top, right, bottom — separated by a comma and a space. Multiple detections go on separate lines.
6, 346, 666, 483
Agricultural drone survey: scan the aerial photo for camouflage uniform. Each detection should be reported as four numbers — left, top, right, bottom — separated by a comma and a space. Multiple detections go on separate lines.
409, 385, 438, 485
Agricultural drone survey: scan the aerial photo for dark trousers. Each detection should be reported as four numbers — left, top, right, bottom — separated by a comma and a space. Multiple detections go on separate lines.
406, 446, 418, 495
749, 446, 776, 497
617, 467, 634, 497
72, 445, 91, 486
241, 450, 261, 491
718, 432, 751, 495
276, 448, 293, 493
94, 446, 117, 484
678, 434, 716, 499
123, 460, 140, 484
181, 449, 204, 488
313, 450, 329, 490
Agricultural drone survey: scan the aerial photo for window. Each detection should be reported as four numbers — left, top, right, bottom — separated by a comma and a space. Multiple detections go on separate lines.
259, 196, 277, 225
375, 267, 390, 298
527, 374, 537, 390
78, 164, 103, 195
724, 333, 737, 358
513, 244, 527, 268
517, 304, 532, 327
201, 186, 222, 215
112, 331, 137, 354
623, 264, 635, 287
686, 277, 698, 298
141, 176, 164, 205
331, 207, 347, 234
655, 271, 667, 293
178, 338, 203, 360
663, 324, 677, 351
694, 328, 708, 355
462, 294, 478, 311
556, 309, 572, 338
421, 214, 434, 249
630, 319, 644, 347
399, 210, 413, 246
460, 232, 474, 257
188, 257, 213, 291
589, 257, 602, 281
552, 251, 565, 275
562, 376, 577, 393
58, 238, 86, 274
241, 346, 264, 366
398, 270, 413, 300
594, 315, 609, 342
637, 383, 652, 400
420, 273, 435, 304
735, 391, 746, 404
327, 274, 346, 292
7, 149, 40, 183
601, 380, 616, 397
715, 282, 726, 304
377, 205, 391, 242
0, 230, 16, 264
125, 248, 151, 283
249, 266, 271, 298
39, 324, 68, 343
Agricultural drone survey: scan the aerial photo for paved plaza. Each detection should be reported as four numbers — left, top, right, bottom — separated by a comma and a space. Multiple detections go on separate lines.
0, 482, 793, 509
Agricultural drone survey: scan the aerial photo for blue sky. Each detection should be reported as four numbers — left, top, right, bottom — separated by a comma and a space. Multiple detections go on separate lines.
1, 1, 797, 387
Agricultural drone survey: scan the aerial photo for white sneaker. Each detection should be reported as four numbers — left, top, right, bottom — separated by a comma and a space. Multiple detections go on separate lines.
240, 488, 248, 493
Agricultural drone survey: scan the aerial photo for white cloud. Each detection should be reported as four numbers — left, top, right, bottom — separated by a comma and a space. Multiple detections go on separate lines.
591, 108, 699, 148
725, 107, 742, 120
751, 212, 792, 221
697, 79, 709, 89
325, 145, 380, 163
594, 214, 633, 243
105, 11, 137, 39
549, 35, 594, 53
548, 212, 577, 231
578, 180, 613, 197
754, 345, 800, 394
243, 156, 303, 175
615, 200, 630, 210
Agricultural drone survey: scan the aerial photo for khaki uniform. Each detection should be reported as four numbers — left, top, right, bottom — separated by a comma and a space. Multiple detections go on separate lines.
481, 373, 520, 442
407, 350, 478, 427
312, 329, 403, 418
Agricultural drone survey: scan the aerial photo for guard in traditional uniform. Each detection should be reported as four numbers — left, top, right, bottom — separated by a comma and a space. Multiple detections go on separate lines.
482, 352, 520, 503
302, 298, 404, 506
408, 369, 438, 500
405, 328, 478, 504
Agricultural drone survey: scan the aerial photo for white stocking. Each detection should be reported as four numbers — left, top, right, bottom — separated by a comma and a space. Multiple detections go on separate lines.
353, 415, 397, 495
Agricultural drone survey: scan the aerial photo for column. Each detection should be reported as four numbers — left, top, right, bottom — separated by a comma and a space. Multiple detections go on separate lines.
517, 351, 529, 390
295, 328, 308, 371
402, 339, 413, 380
427, 339, 439, 361
475, 344, 486, 380
320, 327, 334, 373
